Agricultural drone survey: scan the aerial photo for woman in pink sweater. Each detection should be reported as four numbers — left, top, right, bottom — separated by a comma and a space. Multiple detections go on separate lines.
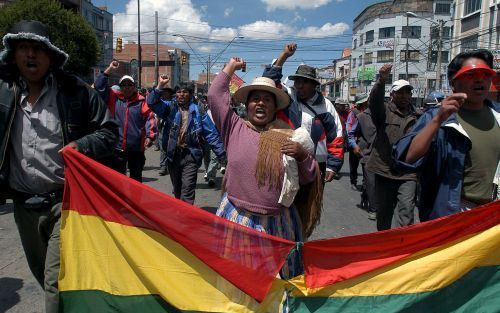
208, 57, 320, 277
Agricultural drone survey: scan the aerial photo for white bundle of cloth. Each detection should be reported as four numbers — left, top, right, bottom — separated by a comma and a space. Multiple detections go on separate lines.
279, 127, 315, 207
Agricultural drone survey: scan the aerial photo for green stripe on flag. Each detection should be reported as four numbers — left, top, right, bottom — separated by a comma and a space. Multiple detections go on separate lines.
288, 266, 500, 313
60, 290, 207, 313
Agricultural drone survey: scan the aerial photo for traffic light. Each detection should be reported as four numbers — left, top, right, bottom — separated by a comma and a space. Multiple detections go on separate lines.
181, 54, 187, 65
116, 37, 122, 53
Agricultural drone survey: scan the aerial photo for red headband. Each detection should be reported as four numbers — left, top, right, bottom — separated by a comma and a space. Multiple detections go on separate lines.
453, 63, 496, 80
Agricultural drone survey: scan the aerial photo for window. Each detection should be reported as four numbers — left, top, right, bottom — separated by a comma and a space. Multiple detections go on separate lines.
377, 50, 394, 62
435, 3, 451, 15
353, 39, 357, 49
464, 0, 481, 15
365, 30, 374, 43
400, 50, 420, 62
365, 52, 373, 64
352, 59, 356, 68
432, 26, 450, 39
427, 79, 436, 90
398, 74, 418, 80
360, 34, 364, 46
461, 34, 479, 52
358, 56, 363, 66
379, 27, 395, 39
461, 12, 480, 32
402, 26, 421, 39
430, 51, 449, 63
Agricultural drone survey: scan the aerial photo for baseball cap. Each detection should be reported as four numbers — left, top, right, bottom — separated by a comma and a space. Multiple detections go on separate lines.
390, 80, 413, 93
119, 75, 135, 85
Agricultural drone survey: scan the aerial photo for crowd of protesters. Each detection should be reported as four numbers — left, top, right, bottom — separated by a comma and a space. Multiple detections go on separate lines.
0, 19, 499, 313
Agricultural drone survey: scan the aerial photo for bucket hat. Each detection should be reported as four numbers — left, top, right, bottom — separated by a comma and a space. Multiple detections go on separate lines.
288, 65, 320, 85
0, 20, 68, 69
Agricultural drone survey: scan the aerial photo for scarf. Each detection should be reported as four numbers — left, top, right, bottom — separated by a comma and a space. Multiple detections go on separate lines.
244, 119, 323, 238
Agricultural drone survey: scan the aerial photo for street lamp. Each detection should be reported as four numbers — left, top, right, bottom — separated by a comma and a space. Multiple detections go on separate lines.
207, 36, 244, 87
173, 34, 244, 88
406, 11, 445, 91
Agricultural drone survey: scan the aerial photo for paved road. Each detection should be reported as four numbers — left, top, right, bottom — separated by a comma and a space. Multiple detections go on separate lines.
0, 149, 375, 313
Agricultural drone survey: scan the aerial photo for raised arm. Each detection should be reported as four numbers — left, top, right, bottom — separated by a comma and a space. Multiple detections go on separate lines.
147, 74, 174, 118
94, 60, 120, 104
263, 43, 297, 86
369, 64, 392, 127
208, 57, 245, 144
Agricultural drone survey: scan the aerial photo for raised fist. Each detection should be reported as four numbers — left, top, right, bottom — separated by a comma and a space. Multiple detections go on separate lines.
157, 74, 170, 89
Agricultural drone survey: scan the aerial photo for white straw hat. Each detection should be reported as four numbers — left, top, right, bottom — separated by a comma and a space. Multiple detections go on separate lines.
233, 77, 290, 110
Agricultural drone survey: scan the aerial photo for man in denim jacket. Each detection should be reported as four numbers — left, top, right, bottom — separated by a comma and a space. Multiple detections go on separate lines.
147, 75, 225, 204
394, 49, 500, 221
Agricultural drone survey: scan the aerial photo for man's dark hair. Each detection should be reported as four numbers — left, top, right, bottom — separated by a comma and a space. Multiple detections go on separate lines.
448, 49, 494, 85
174, 82, 194, 95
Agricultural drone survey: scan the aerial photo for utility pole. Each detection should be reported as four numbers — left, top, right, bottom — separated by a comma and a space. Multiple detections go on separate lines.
362, 48, 366, 93
436, 20, 443, 91
207, 54, 211, 90
406, 14, 409, 80
137, 0, 141, 88
393, 36, 398, 82
154, 11, 159, 87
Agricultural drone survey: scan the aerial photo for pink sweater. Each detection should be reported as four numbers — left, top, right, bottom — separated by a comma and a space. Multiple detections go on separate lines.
208, 72, 316, 215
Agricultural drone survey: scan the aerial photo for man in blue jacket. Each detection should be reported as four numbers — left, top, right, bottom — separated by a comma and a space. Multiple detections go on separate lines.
95, 60, 157, 182
394, 49, 500, 221
147, 75, 226, 204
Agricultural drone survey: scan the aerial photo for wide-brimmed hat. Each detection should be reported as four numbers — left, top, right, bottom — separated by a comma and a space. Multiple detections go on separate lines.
288, 65, 320, 85
390, 80, 413, 93
233, 77, 290, 111
0, 20, 68, 69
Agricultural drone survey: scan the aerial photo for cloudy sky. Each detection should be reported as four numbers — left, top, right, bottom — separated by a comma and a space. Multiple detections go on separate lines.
93, 0, 378, 82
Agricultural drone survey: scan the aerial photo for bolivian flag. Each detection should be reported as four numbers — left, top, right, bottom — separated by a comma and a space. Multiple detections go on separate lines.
289, 201, 500, 312
59, 148, 500, 312
59, 148, 293, 312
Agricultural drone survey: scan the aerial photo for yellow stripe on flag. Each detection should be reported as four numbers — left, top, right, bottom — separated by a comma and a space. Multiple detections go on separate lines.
59, 210, 286, 313
290, 225, 500, 297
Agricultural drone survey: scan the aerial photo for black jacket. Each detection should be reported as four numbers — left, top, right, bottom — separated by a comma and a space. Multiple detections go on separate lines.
0, 69, 118, 198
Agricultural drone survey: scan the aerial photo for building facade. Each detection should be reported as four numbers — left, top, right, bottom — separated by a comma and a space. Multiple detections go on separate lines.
350, 0, 453, 100
451, 0, 500, 61
81, 0, 113, 77
112, 43, 189, 88
319, 48, 352, 101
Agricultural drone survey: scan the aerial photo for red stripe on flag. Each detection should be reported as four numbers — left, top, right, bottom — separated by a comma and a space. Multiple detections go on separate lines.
62, 148, 294, 302
303, 201, 500, 288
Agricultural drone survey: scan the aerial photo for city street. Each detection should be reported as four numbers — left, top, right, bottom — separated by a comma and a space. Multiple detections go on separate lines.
0, 148, 376, 313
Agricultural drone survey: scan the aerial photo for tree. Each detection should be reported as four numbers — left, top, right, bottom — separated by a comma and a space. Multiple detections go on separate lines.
0, 0, 99, 76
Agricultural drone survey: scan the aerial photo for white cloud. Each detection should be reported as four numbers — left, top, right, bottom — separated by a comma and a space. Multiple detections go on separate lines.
114, 0, 211, 45
224, 7, 234, 17
112, 0, 349, 55
261, 0, 331, 11
210, 27, 238, 40
238, 20, 294, 40
296, 22, 349, 38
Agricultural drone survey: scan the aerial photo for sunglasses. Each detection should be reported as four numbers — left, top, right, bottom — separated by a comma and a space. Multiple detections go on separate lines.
120, 83, 135, 87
